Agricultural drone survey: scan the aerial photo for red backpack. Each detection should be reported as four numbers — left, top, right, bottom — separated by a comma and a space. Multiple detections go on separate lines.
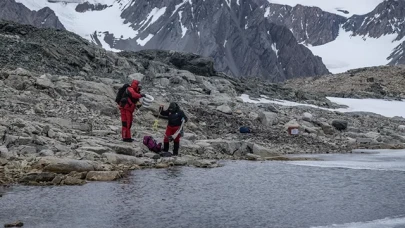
143, 136, 162, 153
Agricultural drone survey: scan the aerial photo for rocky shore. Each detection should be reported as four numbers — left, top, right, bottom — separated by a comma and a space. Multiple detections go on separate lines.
1, 21, 405, 186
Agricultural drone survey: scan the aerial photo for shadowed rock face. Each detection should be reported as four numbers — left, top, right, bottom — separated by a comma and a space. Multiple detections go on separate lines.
263, 3, 347, 46
75, 2, 110, 13
0, 0, 65, 30
343, 0, 405, 41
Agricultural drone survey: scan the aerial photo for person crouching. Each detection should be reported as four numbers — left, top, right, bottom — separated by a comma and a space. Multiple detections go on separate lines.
159, 102, 188, 156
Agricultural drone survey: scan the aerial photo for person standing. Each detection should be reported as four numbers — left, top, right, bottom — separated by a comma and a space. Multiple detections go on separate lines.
159, 102, 188, 155
117, 79, 145, 142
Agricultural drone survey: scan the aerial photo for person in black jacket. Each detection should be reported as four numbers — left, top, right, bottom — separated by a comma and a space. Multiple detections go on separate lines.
159, 102, 188, 156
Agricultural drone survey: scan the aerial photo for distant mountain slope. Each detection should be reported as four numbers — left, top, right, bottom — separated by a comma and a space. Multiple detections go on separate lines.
0, 0, 64, 30
10, 0, 405, 77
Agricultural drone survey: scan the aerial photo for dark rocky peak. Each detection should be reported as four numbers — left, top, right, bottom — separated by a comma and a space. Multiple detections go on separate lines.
263, 3, 346, 46
0, 0, 65, 30
75, 2, 111, 13
343, 0, 405, 40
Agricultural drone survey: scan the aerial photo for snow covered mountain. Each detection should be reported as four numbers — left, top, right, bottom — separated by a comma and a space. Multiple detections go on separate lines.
5, 0, 405, 79
267, 0, 405, 73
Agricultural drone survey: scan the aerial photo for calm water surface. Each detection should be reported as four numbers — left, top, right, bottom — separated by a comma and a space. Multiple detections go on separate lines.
2, 153, 405, 228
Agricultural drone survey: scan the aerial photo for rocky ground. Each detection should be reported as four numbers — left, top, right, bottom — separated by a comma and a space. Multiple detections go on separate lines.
283, 65, 405, 99
0, 20, 405, 187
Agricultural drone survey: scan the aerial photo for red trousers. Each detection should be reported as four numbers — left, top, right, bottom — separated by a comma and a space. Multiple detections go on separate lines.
120, 108, 133, 139
164, 125, 181, 143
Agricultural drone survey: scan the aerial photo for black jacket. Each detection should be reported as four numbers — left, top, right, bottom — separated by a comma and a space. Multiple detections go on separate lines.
160, 109, 188, 127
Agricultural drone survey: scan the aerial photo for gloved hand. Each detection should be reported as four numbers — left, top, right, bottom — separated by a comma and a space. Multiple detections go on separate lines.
141, 94, 146, 98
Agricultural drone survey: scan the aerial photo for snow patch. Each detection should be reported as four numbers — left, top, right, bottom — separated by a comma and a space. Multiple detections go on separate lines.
267, 0, 385, 17
178, 11, 188, 38
136, 34, 154, 46
97, 34, 121, 52
264, 7, 271, 17
306, 27, 405, 74
240, 94, 405, 118
139, 7, 167, 31
171, 0, 187, 17
271, 43, 279, 58
288, 150, 405, 172
15, 0, 138, 46
311, 215, 405, 228
326, 97, 405, 118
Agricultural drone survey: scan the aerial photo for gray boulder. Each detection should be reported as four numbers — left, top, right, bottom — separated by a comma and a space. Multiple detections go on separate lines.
332, 120, 348, 131
258, 112, 278, 126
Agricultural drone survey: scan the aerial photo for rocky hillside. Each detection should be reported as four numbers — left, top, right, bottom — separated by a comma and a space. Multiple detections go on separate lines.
283, 65, 405, 100
1, 21, 404, 186
0, 0, 64, 30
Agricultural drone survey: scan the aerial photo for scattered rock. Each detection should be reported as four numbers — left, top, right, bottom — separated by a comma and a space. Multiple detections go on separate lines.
80, 146, 110, 155
258, 111, 278, 126
38, 157, 98, 174
103, 153, 150, 166
332, 120, 348, 131
302, 112, 313, 121
216, 105, 232, 114
52, 175, 65, 185
399, 125, 405, 132
173, 157, 188, 166
321, 124, 335, 135
38, 149, 54, 157
252, 144, 279, 157
4, 221, 24, 227
193, 159, 218, 168
19, 172, 56, 183
144, 152, 160, 159
248, 112, 259, 120
246, 153, 262, 161
62, 176, 85, 185
86, 171, 121, 181
0, 146, 12, 159
156, 163, 169, 168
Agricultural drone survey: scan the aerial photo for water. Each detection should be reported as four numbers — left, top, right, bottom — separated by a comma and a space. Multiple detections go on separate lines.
2, 152, 405, 228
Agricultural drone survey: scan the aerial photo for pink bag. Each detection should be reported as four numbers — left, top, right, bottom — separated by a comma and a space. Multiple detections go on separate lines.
143, 136, 162, 153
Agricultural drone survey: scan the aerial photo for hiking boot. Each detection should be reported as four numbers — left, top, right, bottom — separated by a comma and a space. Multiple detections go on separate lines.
163, 142, 169, 152
173, 142, 180, 156
123, 138, 134, 142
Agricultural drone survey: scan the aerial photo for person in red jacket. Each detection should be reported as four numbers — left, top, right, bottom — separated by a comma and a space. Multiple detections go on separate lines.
159, 102, 188, 155
118, 80, 145, 142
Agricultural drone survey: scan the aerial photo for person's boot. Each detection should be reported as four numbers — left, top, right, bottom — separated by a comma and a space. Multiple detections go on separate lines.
173, 142, 180, 156
163, 142, 169, 152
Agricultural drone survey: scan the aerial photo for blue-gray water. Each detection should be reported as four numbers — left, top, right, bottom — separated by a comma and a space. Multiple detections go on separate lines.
2, 153, 405, 228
